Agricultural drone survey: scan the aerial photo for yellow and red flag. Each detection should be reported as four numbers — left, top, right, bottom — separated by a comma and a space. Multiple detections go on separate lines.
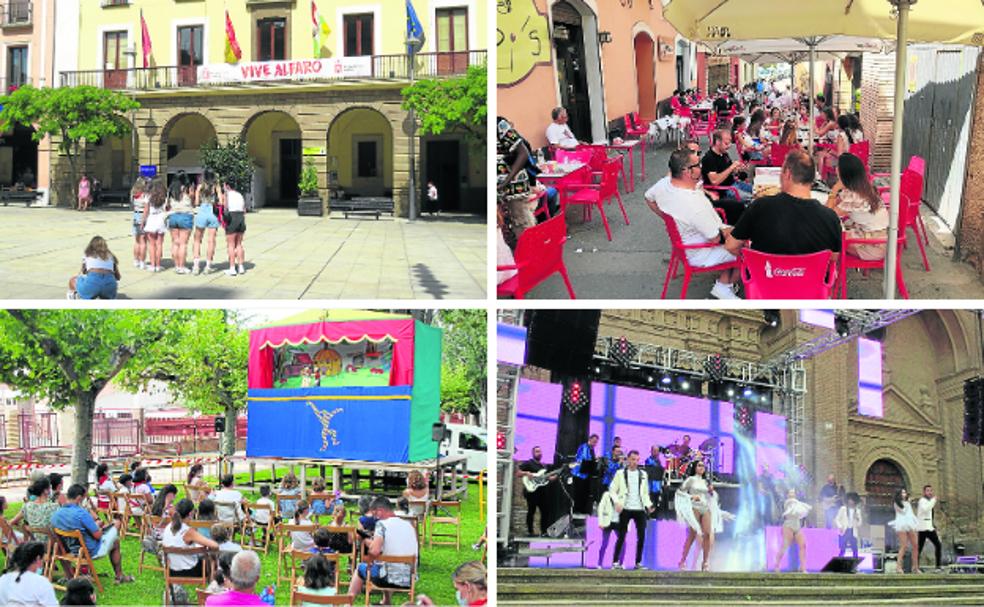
311, 1, 332, 57
224, 10, 242, 63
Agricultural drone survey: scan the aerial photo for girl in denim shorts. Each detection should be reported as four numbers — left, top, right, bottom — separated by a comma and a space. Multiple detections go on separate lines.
130, 177, 150, 269
192, 170, 221, 275
68, 236, 120, 299
140, 177, 169, 272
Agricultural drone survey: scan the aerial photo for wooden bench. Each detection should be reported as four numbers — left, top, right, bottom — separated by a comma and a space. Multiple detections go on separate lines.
0, 188, 42, 206
333, 197, 394, 220
96, 190, 130, 207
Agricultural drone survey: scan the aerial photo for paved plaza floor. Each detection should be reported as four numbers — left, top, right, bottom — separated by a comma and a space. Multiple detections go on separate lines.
526, 143, 984, 300
0, 207, 487, 300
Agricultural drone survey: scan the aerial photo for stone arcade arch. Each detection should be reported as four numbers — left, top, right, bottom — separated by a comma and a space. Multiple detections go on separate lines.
326, 107, 394, 199
242, 110, 303, 207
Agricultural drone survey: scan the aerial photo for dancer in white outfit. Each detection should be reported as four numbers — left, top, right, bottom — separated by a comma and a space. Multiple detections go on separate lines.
889, 487, 921, 574
772, 489, 812, 573
675, 460, 732, 571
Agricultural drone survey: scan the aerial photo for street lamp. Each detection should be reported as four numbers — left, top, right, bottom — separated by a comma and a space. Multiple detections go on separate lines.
406, 32, 424, 222
122, 45, 138, 185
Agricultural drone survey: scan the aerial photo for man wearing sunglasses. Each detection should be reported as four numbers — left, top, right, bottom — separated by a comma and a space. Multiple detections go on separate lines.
646, 148, 740, 300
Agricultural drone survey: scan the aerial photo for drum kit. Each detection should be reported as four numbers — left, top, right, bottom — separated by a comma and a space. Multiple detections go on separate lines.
662, 437, 721, 482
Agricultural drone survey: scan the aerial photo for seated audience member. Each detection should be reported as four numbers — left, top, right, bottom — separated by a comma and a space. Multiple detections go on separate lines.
403, 470, 430, 517
13, 478, 59, 529
702, 129, 753, 200
212, 523, 242, 554
347, 497, 419, 604
212, 474, 248, 524
0, 496, 25, 547
60, 577, 96, 605
298, 554, 338, 605
49, 473, 67, 506
826, 153, 888, 260
678, 139, 745, 225
206, 551, 235, 594
309, 477, 331, 520
131, 468, 153, 511
779, 120, 800, 147
647, 148, 740, 300
546, 107, 581, 150
163, 498, 219, 580
205, 550, 267, 606
291, 501, 316, 552
357, 495, 378, 541
497, 116, 537, 241
196, 499, 217, 538
186, 464, 212, 504
418, 561, 488, 607
726, 150, 842, 256
95, 463, 115, 512
277, 473, 302, 519
0, 542, 58, 606
50, 484, 134, 583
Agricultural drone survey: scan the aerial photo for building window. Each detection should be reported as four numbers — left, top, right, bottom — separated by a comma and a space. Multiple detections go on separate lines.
103, 31, 128, 89
357, 140, 378, 178
7, 46, 28, 90
436, 7, 468, 52
177, 25, 204, 85
256, 17, 286, 61
343, 13, 373, 57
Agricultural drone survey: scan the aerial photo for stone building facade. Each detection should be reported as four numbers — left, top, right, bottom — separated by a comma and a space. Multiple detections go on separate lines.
504, 309, 984, 550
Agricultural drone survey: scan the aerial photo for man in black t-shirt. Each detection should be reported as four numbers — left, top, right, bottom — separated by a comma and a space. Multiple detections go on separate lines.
517, 446, 555, 536
726, 149, 842, 256
701, 130, 753, 200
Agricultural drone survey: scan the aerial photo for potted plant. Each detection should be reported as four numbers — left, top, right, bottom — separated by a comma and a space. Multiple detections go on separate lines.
297, 160, 323, 217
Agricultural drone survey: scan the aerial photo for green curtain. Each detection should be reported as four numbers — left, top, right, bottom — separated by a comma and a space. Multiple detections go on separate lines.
408, 321, 442, 461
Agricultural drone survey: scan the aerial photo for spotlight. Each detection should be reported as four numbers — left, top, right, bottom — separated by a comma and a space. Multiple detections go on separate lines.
661, 374, 672, 385
743, 386, 753, 397
647, 375, 654, 383
593, 365, 602, 375
726, 387, 735, 397
763, 310, 781, 328
680, 378, 691, 391
834, 313, 851, 337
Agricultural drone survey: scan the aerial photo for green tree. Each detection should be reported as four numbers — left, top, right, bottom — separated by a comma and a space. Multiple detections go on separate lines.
401, 63, 487, 146
436, 309, 486, 415
117, 310, 248, 457
0, 85, 138, 205
0, 310, 183, 485
201, 136, 253, 194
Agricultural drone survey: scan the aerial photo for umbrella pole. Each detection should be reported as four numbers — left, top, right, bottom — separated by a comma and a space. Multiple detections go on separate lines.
808, 41, 816, 157
884, 0, 911, 300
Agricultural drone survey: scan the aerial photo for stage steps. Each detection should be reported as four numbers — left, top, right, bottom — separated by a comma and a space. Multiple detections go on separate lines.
496, 569, 984, 605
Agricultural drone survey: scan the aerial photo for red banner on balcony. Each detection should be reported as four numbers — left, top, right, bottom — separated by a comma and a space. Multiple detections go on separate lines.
197, 57, 371, 85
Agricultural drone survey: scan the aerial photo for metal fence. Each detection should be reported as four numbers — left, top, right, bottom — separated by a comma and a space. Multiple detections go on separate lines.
92, 416, 140, 459
19, 413, 58, 449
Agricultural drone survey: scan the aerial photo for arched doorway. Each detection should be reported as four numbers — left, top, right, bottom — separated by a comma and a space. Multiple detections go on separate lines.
865, 459, 907, 525
160, 113, 217, 181
0, 124, 38, 187
634, 32, 656, 121
551, 0, 604, 142
244, 111, 302, 207
326, 108, 393, 199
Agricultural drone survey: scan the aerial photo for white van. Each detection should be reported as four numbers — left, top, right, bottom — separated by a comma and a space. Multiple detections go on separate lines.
440, 423, 487, 474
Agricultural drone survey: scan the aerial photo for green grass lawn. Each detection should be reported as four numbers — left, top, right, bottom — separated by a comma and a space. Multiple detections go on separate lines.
4, 466, 485, 606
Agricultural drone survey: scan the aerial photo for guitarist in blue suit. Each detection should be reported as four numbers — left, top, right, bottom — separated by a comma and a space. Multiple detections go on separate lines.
518, 446, 556, 536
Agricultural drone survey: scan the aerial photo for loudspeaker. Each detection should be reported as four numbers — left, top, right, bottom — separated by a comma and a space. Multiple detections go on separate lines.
432, 422, 450, 442
214, 416, 226, 433
525, 310, 601, 375
820, 556, 862, 573
546, 514, 570, 538
964, 377, 984, 445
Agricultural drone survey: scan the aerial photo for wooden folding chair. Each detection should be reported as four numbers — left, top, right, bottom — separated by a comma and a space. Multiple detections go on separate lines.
308, 492, 334, 524
213, 500, 244, 543
162, 545, 210, 606
24, 526, 56, 579
291, 590, 355, 605
287, 549, 342, 593
276, 522, 317, 585
241, 503, 274, 553
52, 527, 104, 592
428, 501, 461, 550
364, 554, 417, 606
138, 514, 165, 574
322, 525, 358, 585
196, 588, 220, 606
274, 491, 300, 520
110, 491, 143, 539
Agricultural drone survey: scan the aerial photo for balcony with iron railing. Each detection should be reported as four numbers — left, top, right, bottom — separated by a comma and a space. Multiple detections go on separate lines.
1, 1, 32, 27
60, 50, 486, 91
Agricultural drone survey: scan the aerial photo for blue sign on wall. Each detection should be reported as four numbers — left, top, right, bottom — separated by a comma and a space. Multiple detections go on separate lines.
247, 386, 413, 462
139, 165, 158, 178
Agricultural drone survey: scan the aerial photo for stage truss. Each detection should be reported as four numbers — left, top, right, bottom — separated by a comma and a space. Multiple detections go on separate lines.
497, 309, 524, 548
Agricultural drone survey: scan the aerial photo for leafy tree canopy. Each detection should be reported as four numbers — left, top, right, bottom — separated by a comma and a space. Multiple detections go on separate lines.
437, 309, 486, 415
401, 63, 487, 144
201, 136, 253, 194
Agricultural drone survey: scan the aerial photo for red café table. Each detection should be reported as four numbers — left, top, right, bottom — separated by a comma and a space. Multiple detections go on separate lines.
606, 139, 644, 193
536, 161, 590, 210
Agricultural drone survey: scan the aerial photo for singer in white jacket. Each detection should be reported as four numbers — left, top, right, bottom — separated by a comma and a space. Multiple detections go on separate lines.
916, 484, 941, 569
608, 450, 654, 570
834, 492, 863, 559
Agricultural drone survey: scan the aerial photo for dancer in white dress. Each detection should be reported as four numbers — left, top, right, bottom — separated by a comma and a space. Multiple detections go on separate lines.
675, 460, 732, 571
889, 487, 921, 573
772, 489, 812, 573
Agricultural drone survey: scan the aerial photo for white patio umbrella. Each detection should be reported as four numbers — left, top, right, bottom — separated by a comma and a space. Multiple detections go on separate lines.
664, 0, 984, 299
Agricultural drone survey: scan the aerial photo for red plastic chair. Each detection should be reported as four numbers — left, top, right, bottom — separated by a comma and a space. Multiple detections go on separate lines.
654, 207, 739, 299
689, 111, 714, 143
875, 157, 930, 261
768, 144, 795, 168
496, 215, 575, 299
822, 142, 870, 181
703, 184, 742, 200
529, 189, 550, 221
562, 157, 629, 241
624, 113, 649, 137
836, 188, 912, 299
740, 249, 837, 299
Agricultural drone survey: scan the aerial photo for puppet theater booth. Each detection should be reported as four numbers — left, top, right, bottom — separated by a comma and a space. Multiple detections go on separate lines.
246, 310, 466, 499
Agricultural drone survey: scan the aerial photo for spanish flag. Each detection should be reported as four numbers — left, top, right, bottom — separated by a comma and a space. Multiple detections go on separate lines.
311, 1, 331, 58
224, 10, 242, 63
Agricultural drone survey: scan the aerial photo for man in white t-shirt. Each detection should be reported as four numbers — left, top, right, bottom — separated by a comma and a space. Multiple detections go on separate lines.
608, 450, 654, 570
646, 148, 740, 300
212, 474, 248, 523
917, 484, 942, 570
545, 107, 581, 150
348, 496, 418, 600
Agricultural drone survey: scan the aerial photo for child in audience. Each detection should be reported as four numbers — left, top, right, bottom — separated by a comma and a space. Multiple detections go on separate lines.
211, 523, 242, 554
206, 551, 235, 594
291, 500, 315, 552
309, 478, 330, 520
197, 499, 217, 539
278, 473, 301, 518
297, 554, 337, 604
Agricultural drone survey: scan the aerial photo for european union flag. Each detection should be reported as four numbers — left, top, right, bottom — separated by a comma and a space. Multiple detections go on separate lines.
406, 0, 425, 55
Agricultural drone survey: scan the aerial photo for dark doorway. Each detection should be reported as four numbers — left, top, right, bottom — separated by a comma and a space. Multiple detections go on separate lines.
864, 458, 906, 526
676, 55, 685, 92
425, 140, 461, 212
279, 139, 301, 203
552, 2, 591, 141
0, 124, 38, 187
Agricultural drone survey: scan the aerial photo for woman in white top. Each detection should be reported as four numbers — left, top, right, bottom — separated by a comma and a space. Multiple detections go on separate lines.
675, 460, 719, 571
167, 172, 196, 274
68, 236, 120, 300
835, 114, 865, 157
290, 501, 316, 552
130, 177, 150, 269
772, 489, 812, 573
0, 542, 57, 607
162, 498, 218, 579
826, 153, 888, 261
141, 177, 169, 272
889, 487, 921, 574
222, 180, 248, 276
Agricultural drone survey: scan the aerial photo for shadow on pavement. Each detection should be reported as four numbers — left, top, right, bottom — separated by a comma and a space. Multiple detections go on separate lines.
412, 263, 450, 299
